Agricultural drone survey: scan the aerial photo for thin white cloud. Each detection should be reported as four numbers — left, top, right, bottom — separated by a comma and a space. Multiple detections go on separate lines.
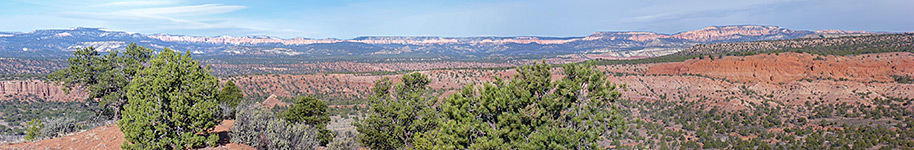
56, 10, 242, 30
613, 0, 794, 26
95, 0, 177, 7
114, 4, 248, 17
46, 2, 290, 37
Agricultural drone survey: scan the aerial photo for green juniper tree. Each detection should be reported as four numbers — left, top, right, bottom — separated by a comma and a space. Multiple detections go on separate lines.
48, 43, 153, 119
354, 73, 438, 149
118, 48, 222, 149
413, 61, 624, 149
280, 96, 333, 146
217, 80, 244, 119
218, 80, 244, 108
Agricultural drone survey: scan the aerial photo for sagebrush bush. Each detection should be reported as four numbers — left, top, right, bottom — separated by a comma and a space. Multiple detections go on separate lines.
328, 131, 361, 150
39, 117, 82, 138
265, 118, 319, 150
219, 103, 236, 119
231, 104, 320, 149
231, 104, 273, 148
23, 117, 83, 141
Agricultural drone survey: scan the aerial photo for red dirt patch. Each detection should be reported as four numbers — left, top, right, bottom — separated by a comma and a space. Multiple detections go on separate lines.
0, 120, 254, 150
1, 123, 125, 149
261, 94, 289, 108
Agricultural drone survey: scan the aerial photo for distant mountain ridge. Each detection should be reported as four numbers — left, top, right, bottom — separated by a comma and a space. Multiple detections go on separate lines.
0, 25, 872, 58
149, 25, 846, 45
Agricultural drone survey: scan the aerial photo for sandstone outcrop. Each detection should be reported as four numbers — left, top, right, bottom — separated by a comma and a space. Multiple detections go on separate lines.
0, 80, 86, 102
672, 25, 808, 42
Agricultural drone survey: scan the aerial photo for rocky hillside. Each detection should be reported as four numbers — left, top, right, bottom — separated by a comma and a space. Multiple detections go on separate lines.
0, 58, 65, 75
0, 25, 873, 59
678, 33, 913, 56
647, 52, 914, 84
5, 52, 914, 149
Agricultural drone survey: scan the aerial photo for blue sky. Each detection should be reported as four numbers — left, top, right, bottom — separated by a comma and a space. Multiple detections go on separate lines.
0, 0, 912, 38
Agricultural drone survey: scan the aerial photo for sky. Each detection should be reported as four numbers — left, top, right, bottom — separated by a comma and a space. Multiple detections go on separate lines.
0, 0, 912, 39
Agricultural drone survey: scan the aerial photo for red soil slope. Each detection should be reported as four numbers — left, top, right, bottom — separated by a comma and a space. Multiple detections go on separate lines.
0, 120, 254, 150
646, 52, 914, 83
626, 52, 914, 108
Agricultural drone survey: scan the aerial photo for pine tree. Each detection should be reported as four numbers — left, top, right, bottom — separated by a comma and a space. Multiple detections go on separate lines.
118, 48, 222, 149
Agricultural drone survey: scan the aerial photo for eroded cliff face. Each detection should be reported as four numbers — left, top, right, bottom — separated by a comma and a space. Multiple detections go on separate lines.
585, 25, 819, 43
584, 32, 673, 42
672, 25, 809, 42
0, 80, 86, 101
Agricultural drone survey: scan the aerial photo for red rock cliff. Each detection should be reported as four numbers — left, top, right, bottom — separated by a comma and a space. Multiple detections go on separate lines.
0, 80, 86, 101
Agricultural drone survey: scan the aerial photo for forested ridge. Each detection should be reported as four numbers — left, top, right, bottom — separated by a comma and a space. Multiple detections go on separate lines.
592, 33, 914, 65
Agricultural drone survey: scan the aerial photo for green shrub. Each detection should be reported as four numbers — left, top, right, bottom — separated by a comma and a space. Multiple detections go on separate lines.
892, 75, 913, 84
24, 119, 41, 141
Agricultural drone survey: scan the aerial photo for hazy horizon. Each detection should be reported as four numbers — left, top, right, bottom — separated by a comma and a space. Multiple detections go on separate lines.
1, 0, 912, 39
4, 24, 888, 40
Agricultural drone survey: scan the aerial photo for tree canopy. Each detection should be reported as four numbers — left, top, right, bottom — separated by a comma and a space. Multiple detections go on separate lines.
354, 72, 438, 149
356, 62, 624, 149
217, 80, 244, 108
281, 96, 333, 146
117, 48, 222, 149
48, 43, 154, 119
416, 62, 623, 149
